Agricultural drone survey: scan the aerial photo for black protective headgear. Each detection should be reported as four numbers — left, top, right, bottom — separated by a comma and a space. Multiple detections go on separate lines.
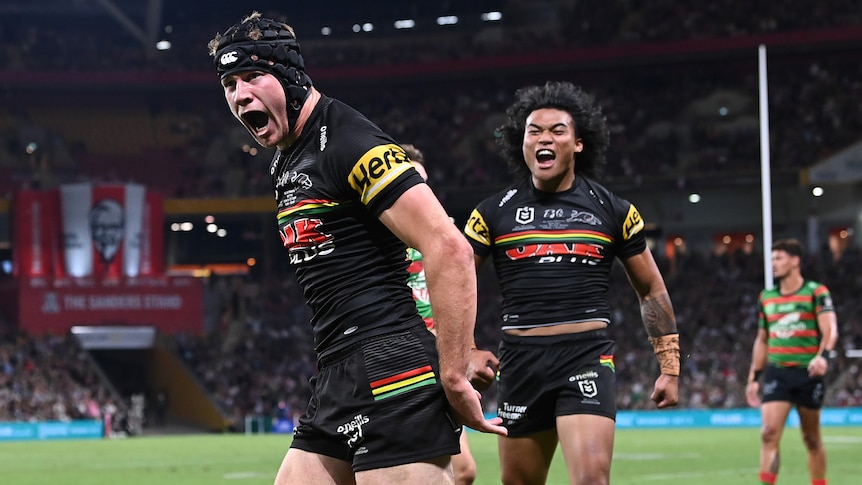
212, 13, 313, 129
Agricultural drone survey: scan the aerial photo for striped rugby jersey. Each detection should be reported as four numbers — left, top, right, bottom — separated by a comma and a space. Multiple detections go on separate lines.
406, 247, 434, 329
758, 280, 834, 367
464, 176, 647, 330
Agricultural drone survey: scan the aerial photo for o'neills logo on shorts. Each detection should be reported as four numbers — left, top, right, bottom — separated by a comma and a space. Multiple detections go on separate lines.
337, 414, 370, 448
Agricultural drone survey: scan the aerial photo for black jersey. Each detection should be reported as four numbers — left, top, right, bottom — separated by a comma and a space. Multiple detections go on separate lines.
270, 95, 425, 357
464, 176, 647, 330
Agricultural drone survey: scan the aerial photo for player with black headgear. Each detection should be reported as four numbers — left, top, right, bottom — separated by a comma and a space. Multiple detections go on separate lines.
210, 12, 506, 485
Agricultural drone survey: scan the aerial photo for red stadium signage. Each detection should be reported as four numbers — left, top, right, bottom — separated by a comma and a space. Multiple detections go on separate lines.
5, 184, 203, 334
13, 184, 164, 279
14, 277, 202, 335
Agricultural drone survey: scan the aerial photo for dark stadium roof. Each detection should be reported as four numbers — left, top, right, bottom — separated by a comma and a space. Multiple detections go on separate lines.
1, 0, 508, 38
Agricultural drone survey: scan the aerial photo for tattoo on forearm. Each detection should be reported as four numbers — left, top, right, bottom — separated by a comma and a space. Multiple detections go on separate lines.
641, 293, 678, 337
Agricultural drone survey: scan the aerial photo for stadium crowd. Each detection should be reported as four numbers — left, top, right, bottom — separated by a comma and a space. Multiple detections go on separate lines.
2, 52, 860, 202
1, 2, 861, 201
0, 327, 122, 425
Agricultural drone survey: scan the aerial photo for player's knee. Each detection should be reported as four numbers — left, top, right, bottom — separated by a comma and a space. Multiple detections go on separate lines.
801, 431, 821, 452
572, 467, 610, 485
454, 464, 476, 485
760, 423, 783, 443
501, 467, 547, 485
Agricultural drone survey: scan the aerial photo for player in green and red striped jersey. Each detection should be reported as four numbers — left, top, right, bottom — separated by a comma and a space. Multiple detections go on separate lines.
746, 239, 839, 485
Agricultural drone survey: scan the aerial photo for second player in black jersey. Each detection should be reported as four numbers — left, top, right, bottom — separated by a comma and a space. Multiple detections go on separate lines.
466, 176, 647, 331
464, 81, 681, 485
211, 12, 505, 485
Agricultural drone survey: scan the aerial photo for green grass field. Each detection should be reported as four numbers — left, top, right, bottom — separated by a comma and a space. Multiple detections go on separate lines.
2, 427, 862, 484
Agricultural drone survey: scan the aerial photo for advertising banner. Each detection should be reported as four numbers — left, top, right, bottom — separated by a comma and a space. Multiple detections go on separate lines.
6, 184, 199, 335
13, 184, 164, 279
17, 277, 203, 335
11, 190, 58, 278
0, 420, 103, 441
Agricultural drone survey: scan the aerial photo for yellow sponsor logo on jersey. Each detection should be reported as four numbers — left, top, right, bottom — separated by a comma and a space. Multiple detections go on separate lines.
622, 204, 644, 240
465, 209, 491, 246
349, 144, 412, 205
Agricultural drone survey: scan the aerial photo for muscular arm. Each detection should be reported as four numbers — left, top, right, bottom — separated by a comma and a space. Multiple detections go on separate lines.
621, 248, 678, 339
816, 310, 838, 358
746, 327, 769, 407
622, 248, 680, 408
809, 309, 838, 377
380, 184, 506, 435
748, 327, 769, 382
380, 183, 476, 385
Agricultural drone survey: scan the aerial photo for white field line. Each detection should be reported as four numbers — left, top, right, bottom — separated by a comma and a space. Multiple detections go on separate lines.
639, 468, 756, 481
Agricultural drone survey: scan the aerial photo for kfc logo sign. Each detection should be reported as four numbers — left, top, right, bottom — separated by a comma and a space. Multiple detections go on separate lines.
89, 199, 125, 264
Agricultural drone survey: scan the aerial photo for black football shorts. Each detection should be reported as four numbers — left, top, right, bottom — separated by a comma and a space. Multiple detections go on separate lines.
496, 329, 617, 437
290, 324, 462, 471
761, 365, 825, 409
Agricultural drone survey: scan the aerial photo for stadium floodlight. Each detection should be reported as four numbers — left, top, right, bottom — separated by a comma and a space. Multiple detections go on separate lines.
352, 24, 361, 33
321, 26, 332, 36
481, 11, 503, 21
812, 186, 824, 197
688, 193, 701, 203
206, 223, 218, 233
362, 23, 374, 32
436, 16, 458, 26
155, 40, 171, 51
394, 19, 416, 29
217, 228, 227, 238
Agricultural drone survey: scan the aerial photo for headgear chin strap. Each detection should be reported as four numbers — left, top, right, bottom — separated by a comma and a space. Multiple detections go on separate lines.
213, 13, 313, 130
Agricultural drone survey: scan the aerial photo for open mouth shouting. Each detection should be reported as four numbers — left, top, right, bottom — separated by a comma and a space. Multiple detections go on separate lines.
242, 110, 270, 136
536, 148, 556, 167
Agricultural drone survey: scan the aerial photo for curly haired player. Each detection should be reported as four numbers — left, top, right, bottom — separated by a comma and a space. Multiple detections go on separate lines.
464, 81, 680, 485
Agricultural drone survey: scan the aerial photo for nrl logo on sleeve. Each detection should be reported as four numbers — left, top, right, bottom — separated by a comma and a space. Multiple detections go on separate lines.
219, 50, 239, 66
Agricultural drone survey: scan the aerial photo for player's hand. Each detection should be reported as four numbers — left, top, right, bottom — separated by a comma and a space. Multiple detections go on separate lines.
467, 348, 499, 392
745, 381, 761, 408
807, 355, 828, 377
650, 374, 679, 408
442, 377, 507, 437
